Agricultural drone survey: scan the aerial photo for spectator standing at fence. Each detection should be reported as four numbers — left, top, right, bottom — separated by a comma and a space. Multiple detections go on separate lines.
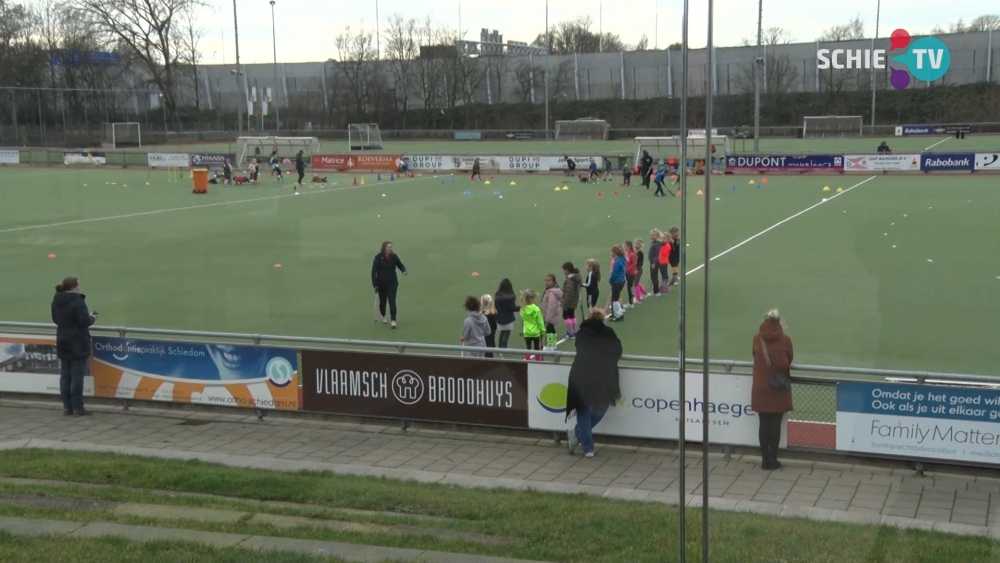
752, 309, 794, 470
481, 294, 498, 358
494, 279, 519, 350
608, 246, 627, 322
51, 277, 97, 417
460, 296, 491, 358
371, 241, 407, 329
519, 290, 544, 352
566, 308, 622, 458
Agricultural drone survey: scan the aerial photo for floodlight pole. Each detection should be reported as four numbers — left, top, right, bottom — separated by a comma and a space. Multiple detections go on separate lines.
233, 0, 243, 135
375, 0, 381, 59
270, 0, 279, 130
702, 0, 715, 559
544, 0, 550, 140
678, 0, 690, 558
753, 0, 762, 151
870, 0, 881, 133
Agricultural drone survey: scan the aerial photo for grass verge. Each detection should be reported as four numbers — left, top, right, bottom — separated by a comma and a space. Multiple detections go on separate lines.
0, 449, 998, 563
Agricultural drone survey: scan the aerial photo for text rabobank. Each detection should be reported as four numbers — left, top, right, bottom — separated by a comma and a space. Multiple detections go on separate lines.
920, 153, 974, 171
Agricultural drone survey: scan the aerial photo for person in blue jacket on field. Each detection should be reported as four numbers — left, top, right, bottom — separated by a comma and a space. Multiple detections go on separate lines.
653, 163, 668, 197
608, 245, 627, 322
588, 159, 599, 181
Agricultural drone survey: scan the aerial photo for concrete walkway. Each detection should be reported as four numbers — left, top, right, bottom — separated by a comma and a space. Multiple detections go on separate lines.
0, 515, 549, 563
1, 400, 998, 539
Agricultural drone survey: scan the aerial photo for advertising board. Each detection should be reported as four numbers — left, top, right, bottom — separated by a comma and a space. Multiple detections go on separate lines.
0, 150, 19, 164
311, 154, 402, 172
843, 154, 921, 172
975, 153, 1000, 171
147, 153, 190, 168
64, 151, 106, 165
190, 153, 236, 167
405, 155, 452, 170
725, 154, 843, 173
0, 334, 92, 396
920, 153, 974, 172
454, 131, 483, 141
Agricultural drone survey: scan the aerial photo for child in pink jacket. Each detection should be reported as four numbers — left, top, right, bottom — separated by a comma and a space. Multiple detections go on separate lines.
541, 274, 564, 350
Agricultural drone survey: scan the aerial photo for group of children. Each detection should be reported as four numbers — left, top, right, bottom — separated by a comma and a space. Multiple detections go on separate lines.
458, 227, 683, 357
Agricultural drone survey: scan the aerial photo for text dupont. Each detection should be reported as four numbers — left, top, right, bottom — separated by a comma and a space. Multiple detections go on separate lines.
816, 49, 946, 70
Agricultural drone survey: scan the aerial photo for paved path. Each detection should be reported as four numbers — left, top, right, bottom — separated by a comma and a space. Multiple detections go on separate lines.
1, 400, 999, 538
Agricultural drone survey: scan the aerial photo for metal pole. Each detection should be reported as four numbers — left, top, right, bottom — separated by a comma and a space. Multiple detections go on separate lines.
702, 0, 714, 560
655, 1, 659, 49
375, 0, 381, 59
599, 0, 603, 53
678, 0, 690, 560
270, 0, 279, 130
544, 0, 550, 140
753, 0, 762, 151
233, 0, 242, 135
870, 0, 880, 133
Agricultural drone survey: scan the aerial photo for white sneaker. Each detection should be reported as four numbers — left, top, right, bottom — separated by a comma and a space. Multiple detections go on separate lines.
584, 452, 595, 458
382, 317, 388, 325
391, 321, 397, 329
624, 303, 634, 309
567, 430, 579, 455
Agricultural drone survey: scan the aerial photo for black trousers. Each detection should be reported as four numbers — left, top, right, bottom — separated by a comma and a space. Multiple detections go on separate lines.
297, 169, 305, 184
758, 413, 784, 462
586, 287, 600, 309
650, 263, 660, 294
377, 281, 399, 321
625, 274, 636, 304
498, 330, 512, 349
525, 337, 541, 350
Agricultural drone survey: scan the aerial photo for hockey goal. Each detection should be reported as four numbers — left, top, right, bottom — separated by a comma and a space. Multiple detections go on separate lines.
555, 119, 610, 141
633, 136, 731, 174
102, 122, 142, 148
236, 136, 321, 167
802, 116, 863, 138
348, 123, 383, 151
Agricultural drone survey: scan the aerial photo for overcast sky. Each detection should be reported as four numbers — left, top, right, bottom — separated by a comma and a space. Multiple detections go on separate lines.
190, 0, 986, 65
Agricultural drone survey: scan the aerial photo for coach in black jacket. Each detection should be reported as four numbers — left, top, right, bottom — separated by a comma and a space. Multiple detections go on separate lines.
51, 277, 97, 416
371, 241, 407, 328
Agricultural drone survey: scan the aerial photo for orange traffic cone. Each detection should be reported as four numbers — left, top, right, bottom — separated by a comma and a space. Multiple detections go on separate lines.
696, 189, 704, 196
352, 176, 358, 186
612, 190, 619, 196
597, 191, 603, 197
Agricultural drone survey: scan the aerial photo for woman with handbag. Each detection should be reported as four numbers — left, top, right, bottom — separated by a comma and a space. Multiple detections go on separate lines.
751, 309, 794, 470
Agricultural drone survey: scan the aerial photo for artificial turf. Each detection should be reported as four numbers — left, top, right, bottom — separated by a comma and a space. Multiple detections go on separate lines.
2, 153, 999, 376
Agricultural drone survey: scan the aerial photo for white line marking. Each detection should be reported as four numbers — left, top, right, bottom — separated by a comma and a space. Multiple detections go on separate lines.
0, 176, 426, 235
924, 137, 950, 150
686, 176, 877, 275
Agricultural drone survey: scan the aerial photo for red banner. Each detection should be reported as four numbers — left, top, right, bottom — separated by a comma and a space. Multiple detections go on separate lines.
312, 154, 402, 171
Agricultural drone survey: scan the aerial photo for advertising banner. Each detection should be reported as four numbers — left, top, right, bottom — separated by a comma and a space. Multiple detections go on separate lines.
543, 155, 603, 171
147, 153, 190, 168
894, 125, 935, 136
504, 131, 535, 140
920, 153, 975, 172
91, 337, 299, 410
301, 350, 529, 427
0, 150, 19, 164
454, 131, 483, 141
725, 154, 843, 173
64, 151, 106, 165
451, 156, 502, 171
975, 153, 1000, 171
311, 154, 402, 172
528, 364, 780, 447
190, 153, 235, 168
843, 154, 921, 172
500, 156, 542, 172
405, 155, 452, 170
837, 381, 1000, 464
0, 334, 92, 396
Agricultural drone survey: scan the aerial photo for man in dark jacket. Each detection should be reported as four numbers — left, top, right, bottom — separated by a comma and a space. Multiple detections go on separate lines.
51, 277, 97, 416
565, 309, 622, 457
639, 150, 654, 189
371, 241, 407, 328
294, 150, 305, 192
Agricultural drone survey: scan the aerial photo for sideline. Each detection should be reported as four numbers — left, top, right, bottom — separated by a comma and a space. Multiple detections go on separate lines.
0, 175, 430, 235
686, 175, 877, 275
924, 137, 951, 150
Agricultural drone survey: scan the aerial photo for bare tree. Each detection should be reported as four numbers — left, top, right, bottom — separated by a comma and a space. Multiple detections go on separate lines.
549, 59, 574, 100
818, 15, 866, 41
968, 14, 1000, 31
740, 27, 794, 47
532, 17, 626, 54
334, 25, 377, 117
632, 34, 649, 51
412, 20, 451, 110
70, 0, 201, 120
177, 5, 204, 112
513, 61, 543, 103
383, 14, 418, 120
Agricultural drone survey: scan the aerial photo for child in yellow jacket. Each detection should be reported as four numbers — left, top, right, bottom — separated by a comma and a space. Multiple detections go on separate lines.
519, 289, 545, 351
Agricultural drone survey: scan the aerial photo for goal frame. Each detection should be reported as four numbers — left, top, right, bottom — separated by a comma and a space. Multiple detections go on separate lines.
348, 123, 383, 151
633, 136, 731, 174
554, 119, 610, 141
236, 136, 321, 167
102, 122, 142, 149
802, 115, 864, 138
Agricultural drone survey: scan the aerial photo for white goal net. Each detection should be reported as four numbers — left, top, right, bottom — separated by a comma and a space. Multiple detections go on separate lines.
236, 136, 321, 167
802, 116, 863, 138
102, 122, 141, 148
348, 123, 383, 151
633, 136, 731, 174
555, 119, 610, 141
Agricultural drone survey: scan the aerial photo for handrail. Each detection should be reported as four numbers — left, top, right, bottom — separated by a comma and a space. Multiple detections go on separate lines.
3, 320, 998, 384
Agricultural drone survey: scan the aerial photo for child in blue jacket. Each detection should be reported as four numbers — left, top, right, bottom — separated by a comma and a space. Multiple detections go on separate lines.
608, 245, 627, 321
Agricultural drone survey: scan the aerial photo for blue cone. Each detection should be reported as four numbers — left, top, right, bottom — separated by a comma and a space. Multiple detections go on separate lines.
756, 183, 762, 189
451, 177, 456, 183
732, 184, 737, 190
463, 190, 471, 195
493, 190, 501, 196
441, 179, 446, 185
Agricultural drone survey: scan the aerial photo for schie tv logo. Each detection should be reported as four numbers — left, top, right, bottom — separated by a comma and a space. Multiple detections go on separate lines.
816, 29, 951, 89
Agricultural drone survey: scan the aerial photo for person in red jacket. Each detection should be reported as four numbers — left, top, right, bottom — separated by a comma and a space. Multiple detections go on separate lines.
623, 240, 639, 309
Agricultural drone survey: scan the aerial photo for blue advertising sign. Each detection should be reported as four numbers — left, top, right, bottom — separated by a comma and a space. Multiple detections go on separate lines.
190, 153, 236, 167
50, 50, 122, 67
726, 154, 843, 173
837, 381, 1000, 464
91, 337, 299, 410
920, 153, 975, 172
454, 131, 483, 141
894, 125, 935, 136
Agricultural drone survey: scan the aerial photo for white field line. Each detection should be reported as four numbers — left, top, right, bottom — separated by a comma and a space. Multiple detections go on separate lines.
924, 137, 951, 150
685, 176, 877, 276
0, 176, 428, 235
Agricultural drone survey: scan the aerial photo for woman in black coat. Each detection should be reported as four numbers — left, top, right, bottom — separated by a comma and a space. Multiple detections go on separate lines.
565, 308, 622, 457
371, 241, 407, 328
51, 276, 97, 416
493, 278, 519, 349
